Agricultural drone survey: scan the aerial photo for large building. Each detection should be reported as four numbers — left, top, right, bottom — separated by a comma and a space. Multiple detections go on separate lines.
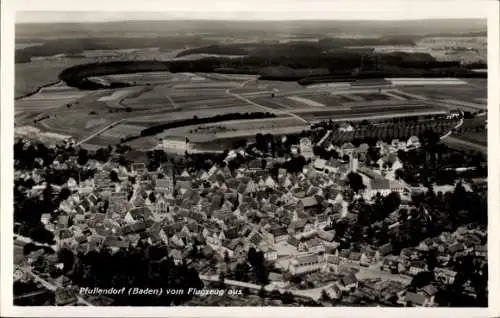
299, 138, 314, 160
288, 253, 324, 275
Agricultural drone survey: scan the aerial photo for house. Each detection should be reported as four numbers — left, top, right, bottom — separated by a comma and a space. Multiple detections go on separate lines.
289, 219, 307, 236
299, 138, 314, 159
154, 196, 170, 214
434, 267, 457, 284
360, 250, 377, 266
313, 159, 327, 171
247, 159, 265, 172
131, 162, 147, 175
339, 123, 354, 132
155, 177, 174, 197
381, 257, 398, 272
340, 142, 356, 157
125, 207, 154, 224
390, 139, 406, 151
269, 226, 289, 243
317, 229, 335, 243
337, 273, 358, 291
406, 136, 420, 149
300, 237, 326, 254
287, 236, 300, 248
324, 254, 341, 274
346, 251, 362, 265
324, 284, 343, 300
447, 242, 465, 255
288, 254, 323, 275
55, 288, 77, 306
169, 249, 183, 265
120, 222, 147, 236
400, 292, 429, 307
315, 214, 331, 229
259, 244, 278, 262
365, 179, 406, 198
376, 243, 394, 259
338, 249, 350, 265
474, 244, 487, 258
420, 284, 438, 305
408, 261, 427, 276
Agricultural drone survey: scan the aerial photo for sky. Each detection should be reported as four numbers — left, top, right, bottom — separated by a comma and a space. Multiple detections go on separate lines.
14, 0, 490, 23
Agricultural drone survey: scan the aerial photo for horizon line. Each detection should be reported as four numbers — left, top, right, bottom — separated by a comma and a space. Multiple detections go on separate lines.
15, 17, 488, 25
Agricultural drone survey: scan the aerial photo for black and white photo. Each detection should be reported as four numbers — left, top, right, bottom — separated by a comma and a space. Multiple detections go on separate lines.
1, 0, 499, 316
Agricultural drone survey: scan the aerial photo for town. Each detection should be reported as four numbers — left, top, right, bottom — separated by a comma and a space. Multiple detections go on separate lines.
13, 114, 487, 307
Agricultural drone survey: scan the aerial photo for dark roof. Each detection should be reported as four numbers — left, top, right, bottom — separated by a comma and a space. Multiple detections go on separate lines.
249, 232, 263, 246
300, 196, 319, 208
224, 227, 240, 240
290, 219, 307, 229
448, 243, 465, 253
128, 206, 153, 222
287, 236, 300, 247
340, 273, 358, 286
295, 254, 319, 265
378, 243, 393, 256
120, 222, 147, 235
405, 292, 426, 306
270, 227, 288, 237
370, 179, 390, 190
421, 285, 438, 296
348, 251, 362, 261
317, 230, 335, 242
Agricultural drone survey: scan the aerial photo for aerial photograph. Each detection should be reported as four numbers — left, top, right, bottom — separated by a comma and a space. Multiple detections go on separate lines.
12, 3, 488, 308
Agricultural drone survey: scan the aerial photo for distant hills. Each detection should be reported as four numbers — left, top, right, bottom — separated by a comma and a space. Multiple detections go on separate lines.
16, 18, 486, 40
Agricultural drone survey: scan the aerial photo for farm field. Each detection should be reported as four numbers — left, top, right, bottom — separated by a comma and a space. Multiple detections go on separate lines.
160, 116, 308, 140
287, 96, 326, 107
15, 83, 89, 114
38, 112, 115, 140
291, 101, 447, 122
455, 132, 487, 146
444, 136, 487, 154
15, 57, 95, 98
15, 60, 487, 153
398, 84, 487, 106
123, 105, 271, 126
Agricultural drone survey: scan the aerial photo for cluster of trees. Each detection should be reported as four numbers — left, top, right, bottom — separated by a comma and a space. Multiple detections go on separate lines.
334, 182, 486, 256
230, 247, 270, 286
397, 144, 486, 186
312, 146, 340, 161
61, 244, 204, 306
280, 156, 308, 174
58, 42, 485, 90
318, 119, 458, 147
14, 183, 56, 244
298, 67, 484, 85
14, 280, 55, 306
16, 36, 213, 63
14, 139, 113, 171
346, 172, 366, 193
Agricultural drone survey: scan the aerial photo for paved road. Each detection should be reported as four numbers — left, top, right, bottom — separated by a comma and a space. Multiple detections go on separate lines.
75, 119, 125, 146
350, 265, 412, 285
317, 130, 332, 146
199, 274, 325, 301
440, 118, 464, 140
